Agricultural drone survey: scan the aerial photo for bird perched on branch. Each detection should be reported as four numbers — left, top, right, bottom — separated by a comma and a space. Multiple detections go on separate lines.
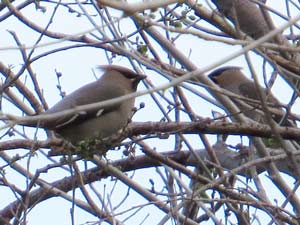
22, 65, 146, 149
208, 66, 297, 148
208, 66, 293, 126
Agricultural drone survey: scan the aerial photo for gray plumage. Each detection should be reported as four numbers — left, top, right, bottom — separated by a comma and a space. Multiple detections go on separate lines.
28, 65, 145, 144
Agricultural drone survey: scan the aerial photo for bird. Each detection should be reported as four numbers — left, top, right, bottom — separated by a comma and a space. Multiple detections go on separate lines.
208, 66, 293, 127
23, 65, 146, 146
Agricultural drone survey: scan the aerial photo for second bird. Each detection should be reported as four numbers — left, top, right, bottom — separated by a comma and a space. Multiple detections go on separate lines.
208, 66, 292, 126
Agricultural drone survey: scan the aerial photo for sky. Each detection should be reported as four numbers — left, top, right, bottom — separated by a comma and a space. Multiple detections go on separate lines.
0, 1, 299, 225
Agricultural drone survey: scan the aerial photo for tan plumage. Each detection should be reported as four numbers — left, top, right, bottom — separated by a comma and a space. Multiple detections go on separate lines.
208, 66, 292, 126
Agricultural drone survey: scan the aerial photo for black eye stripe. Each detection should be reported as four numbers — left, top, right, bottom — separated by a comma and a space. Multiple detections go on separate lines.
122, 71, 139, 79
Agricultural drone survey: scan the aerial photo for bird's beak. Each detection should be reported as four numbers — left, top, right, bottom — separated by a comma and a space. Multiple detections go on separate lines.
132, 74, 146, 89
136, 75, 147, 81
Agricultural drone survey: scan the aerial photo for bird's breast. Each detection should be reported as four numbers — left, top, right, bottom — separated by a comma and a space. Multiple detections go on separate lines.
56, 98, 135, 144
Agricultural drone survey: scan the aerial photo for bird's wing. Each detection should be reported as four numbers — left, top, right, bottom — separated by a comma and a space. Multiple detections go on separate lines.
42, 82, 126, 129
238, 82, 260, 102
239, 82, 281, 106
238, 82, 295, 126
